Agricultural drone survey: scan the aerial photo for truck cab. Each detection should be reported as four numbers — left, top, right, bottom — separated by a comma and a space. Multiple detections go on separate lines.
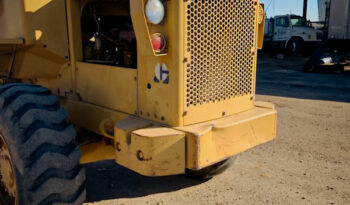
265, 15, 323, 53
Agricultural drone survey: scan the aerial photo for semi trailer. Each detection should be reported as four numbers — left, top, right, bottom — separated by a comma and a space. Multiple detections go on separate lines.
304, 0, 350, 71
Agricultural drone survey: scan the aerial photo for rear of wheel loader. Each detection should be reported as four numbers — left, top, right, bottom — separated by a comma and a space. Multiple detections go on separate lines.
0, 0, 276, 204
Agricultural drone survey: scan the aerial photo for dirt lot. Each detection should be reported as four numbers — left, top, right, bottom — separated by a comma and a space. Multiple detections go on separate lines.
84, 56, 350, 205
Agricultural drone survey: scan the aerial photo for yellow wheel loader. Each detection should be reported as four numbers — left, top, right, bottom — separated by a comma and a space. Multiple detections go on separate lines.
0, 0, 276, 204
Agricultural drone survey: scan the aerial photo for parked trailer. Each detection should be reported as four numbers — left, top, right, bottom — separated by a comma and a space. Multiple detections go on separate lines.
304, 0, 350, 71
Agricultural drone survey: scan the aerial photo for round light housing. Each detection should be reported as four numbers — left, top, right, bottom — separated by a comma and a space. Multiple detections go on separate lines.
145, 0, 165, 25
151, 33, 166, 53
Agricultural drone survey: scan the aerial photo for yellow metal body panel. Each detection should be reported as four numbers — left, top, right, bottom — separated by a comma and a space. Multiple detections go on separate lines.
0, 39, 23, 45
0, 0, 23, 39
65, 0, 84, 93
115, 119, 186, 176
80, 140, 115, 164
76, 62, 138, 115
184, 95, 253, 126
102, 102, 276, 176
12, 45, 67, 79
0, 44, 17, 76
177, 102, 276, 170
22, 0, 69, 58
115, 117, 153, 146
2, 0, 267, 125
257, 3, 265, 49
183, 0, 260, 125
35, 64, 73, 98
0, 0, 69, 79
62, 99, 129, 135
130, 0, 265, 127
130, 0, 185, 126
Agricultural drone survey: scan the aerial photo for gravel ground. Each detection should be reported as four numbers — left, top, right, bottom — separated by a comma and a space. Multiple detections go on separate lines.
84, 56, 350, 205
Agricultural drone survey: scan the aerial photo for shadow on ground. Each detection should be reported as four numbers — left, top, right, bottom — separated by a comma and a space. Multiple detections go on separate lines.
257, 55, 350, 103
84, 160, 203, 203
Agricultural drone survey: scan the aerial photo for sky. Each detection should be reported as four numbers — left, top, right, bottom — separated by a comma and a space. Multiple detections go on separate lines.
260, 0, 319, 21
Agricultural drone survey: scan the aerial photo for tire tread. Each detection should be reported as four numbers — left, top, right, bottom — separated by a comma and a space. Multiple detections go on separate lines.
0, 84, 86, 205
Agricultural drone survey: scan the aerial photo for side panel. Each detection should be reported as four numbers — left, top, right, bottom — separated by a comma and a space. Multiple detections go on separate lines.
328, 0, 350, 39
11, 0, 70, 79
12, 45, 67, 79
130, 0, 185, 126
62, 99, 130, 135
0, 45, 15, 75
76, 62, 138, 115
318, 0, 327, 21
22, 0, 69, 58
0, 0, 23, 39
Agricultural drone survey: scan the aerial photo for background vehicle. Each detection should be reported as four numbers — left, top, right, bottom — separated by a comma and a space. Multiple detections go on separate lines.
264, 14, 324, 53
304, 0, 350, 71
0, 0, 277, 204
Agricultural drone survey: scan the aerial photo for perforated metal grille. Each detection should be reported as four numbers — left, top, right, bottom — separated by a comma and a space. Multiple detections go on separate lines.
185, 0, 256, 107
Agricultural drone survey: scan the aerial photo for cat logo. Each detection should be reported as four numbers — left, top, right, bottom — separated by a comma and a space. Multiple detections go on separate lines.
154, 63, 169, 84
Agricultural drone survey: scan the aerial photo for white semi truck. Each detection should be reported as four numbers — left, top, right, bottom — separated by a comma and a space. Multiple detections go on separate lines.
264, 14, 324, 53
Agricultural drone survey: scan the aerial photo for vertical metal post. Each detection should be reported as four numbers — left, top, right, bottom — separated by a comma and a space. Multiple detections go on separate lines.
66, 0, 77, 94
303, 0, 308, 21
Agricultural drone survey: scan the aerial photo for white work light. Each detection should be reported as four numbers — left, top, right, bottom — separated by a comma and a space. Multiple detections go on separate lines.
145, 0, 165, 25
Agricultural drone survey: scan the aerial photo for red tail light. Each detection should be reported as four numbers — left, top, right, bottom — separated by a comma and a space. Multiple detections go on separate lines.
151, 33, 166, 53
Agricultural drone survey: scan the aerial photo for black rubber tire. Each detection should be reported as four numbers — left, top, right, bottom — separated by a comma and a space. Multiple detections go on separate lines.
287, 38, 303, 54
302, 47, 326, 72
0, 83, 86, 205
186, 157, 237, 180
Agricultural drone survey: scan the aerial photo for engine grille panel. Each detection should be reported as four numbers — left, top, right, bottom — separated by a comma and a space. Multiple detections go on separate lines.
185, 0, 256, 107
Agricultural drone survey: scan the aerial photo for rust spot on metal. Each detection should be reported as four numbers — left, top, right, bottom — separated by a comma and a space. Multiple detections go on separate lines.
116, 142, 121, 152
137, 150, 152, 161
183, 111, 188, 117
